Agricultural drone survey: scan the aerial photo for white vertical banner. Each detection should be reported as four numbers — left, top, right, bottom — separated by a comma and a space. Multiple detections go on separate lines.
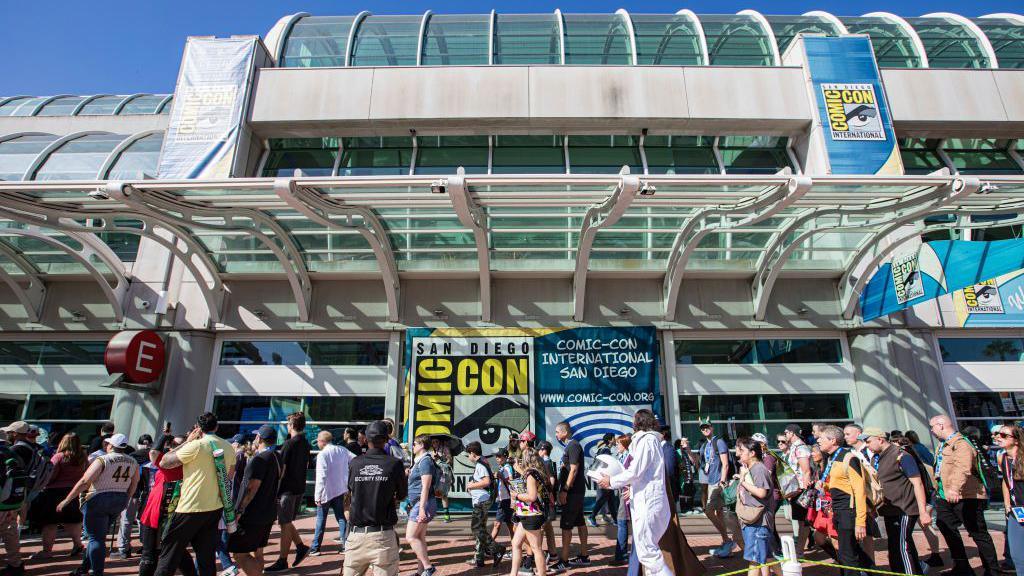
157, 37, 259, 179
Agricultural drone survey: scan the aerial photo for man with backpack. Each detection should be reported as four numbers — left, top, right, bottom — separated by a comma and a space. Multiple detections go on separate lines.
930, 414, 1000, 576
465, 441, 505, 568
0, 422, 30, 576
699, 422, 743, 558
863, 427, 931, 576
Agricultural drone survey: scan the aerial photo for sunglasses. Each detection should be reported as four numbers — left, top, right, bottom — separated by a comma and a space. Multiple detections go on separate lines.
777, 440, 788, 444
995, 432, 1013, 438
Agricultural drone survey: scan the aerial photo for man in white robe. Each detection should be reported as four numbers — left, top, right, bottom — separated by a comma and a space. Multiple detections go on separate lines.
598, 409, 672, 576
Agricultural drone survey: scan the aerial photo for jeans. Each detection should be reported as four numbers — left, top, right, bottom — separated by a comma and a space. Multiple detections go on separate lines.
1006, 516, 1024, 576
590, 489, 619, 523
615, 517, 630, 562
81, 492, 130, 576
216, 529, 234, 569
312, 494, 348, 552
117, 495, 140, 552
935, 498, 1000, 575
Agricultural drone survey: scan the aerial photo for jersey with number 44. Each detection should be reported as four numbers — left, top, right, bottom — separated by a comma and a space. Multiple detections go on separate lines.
86, 453, 139, 500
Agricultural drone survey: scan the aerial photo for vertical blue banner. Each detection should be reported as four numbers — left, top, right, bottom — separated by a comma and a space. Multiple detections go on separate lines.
804, 36, 903, 175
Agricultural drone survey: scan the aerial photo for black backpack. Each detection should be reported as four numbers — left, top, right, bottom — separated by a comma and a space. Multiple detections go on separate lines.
0, 445, 29, 511
478, 459, 498, 502
17, 441, 53, 497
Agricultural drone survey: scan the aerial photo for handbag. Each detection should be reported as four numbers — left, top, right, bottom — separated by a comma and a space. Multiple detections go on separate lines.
734, 473, 766, 525
722, 479, 739, 508
796, 486, 818, 509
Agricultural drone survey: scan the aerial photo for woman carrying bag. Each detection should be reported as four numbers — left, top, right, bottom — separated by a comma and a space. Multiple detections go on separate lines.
507, 447, 549, 576
735, 437, 778, 576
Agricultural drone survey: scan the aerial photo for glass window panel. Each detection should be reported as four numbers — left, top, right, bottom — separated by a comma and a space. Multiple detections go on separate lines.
33, 133, 126, 181
493, 13, 561, 65
675, 340, 756, 364
340, 137, 413, 176
700, 14, 775, 66
974, 18, 1024, 69
952, 391, 1023, 419
762, 393, 850, 421
644, 135, 718, 174
213, 396, 303, 423
567, 135, 642, 174
0, 97, 32, 117
262, 138, 338, 177
78, 96, 125, 116
305, 341, 389, 366
0, 341, 106, 365
841, 17, 925, 68
755, 339, 842, 363
282, 16, 354, 67
562, 14, 632, 65
767, 15, 841, 54
414, 135, 488, 175
350, 15, 422, 67
220, 341, 309, 366
305, 396, 385, 422
0, 398, 23, 423
942, 139, 1022, 175
104, 133, 163, 180
718, 136, 791, 174
36, 96, 87, 116
118, 95, 168, 115
421, 14, 490, 65
939, 337, 1024, 362
907, 17, 991, 69
26, 395, 113, 421
0, 134, 59, 181
690, 394, 761, 421
491, 135, 565, 174
900, 138, 946, 175
6, 97, 48, 117
631, 14, 703, 66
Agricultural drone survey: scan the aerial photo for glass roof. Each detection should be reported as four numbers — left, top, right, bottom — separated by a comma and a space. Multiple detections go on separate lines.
0, 132, 165, 182
630, 14, 704, 65
276, 12, 1023, 69
281, 15, 355, 67
841, 16, 924, 68
493, 13, 561, 64
349, 15, 422, 67
767, 14, 842, 54
0, 94, 172, 117
906, 16, 990, 68
973, 17, 1024, 69
102, 133, 164, 180
421, 13, 490, 65
119, 95, 170, 115
31, 133, 126, 181
0, 135, 60, 181
36, 96, 87, 117
561, 14, 632, 65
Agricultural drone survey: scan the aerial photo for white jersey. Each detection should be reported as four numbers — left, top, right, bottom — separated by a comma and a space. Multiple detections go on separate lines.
85, 452, 138, 500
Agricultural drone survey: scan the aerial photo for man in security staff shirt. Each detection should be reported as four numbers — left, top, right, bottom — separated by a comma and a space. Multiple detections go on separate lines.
344, 420, 407, 576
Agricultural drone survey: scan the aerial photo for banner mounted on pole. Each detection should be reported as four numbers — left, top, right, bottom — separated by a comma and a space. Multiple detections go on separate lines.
404, 326, 661, 500
860, 239, 1024, 321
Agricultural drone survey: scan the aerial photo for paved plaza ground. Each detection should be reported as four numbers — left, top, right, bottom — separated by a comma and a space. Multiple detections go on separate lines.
17, 513, 1009, 576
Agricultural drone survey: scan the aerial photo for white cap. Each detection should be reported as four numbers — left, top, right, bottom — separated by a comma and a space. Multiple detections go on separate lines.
751, 433, 768, 444
104, 433, 129, 449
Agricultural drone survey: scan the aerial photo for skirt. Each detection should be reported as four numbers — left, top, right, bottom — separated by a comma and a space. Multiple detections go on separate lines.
29, 486, 83, 529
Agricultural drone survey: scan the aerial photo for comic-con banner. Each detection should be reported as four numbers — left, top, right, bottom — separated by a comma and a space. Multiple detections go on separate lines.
404, 327, 661, 499
952, 269, 1024, 327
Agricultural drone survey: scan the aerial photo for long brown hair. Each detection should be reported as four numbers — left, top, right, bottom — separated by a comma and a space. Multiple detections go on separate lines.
520, 447, 549, 484
1000, 425, 1024, 481
57, 432, 86, 467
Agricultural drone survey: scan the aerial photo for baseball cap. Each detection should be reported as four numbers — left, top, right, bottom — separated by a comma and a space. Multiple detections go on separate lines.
751, 433, 768, 444
858, 426, 887, 441
519, 430, 537, 442
1, 421, 30, 434
699, 422, 712, 430
230, 434, 246, 445
365, 420, 389, 440
104, 433, 130, 449
27, 425, 40, 437
496, 448, 509, 458
256, 425, 278, 441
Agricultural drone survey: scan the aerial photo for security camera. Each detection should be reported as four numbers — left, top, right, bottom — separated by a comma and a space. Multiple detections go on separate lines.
639, 183, 656, 196
430, 179, 447, 195
88, 189, 110, 200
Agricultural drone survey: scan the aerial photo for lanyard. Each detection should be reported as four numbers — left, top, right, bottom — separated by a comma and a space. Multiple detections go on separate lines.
1008, 457, 1018, 507
823, 447, 846, 482
935, 432, 958, 476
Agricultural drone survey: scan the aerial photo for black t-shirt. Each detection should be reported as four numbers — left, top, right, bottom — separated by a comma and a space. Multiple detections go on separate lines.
279, 434, 311, 496
237, 449, 281, 526
347, 448, 407, 528
89, 434, 110, 454
346, 441, 363, 456
559, 439, 586, 495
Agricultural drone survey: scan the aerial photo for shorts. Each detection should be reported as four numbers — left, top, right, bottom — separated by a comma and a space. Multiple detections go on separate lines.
518, 515, 545, 531
227, 521, 274, 553
742, 525, 770, 564
278, 493, 302, 524
706, 483, 726, 512
408, 499, 437, 524
788, 498, 809, 525
560, 493, 585, 530
496, 499, 513, 523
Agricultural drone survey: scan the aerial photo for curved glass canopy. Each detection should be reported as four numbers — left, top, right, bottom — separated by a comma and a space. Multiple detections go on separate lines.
36, 96, 88, 117
31, 133, 126, 181
421, 14, 490, 65
102, 133, 164, 180
767, 15, 842, 54
0, 132, 165, 182
841, 16, 925, 68
281, 15, 355, 67
561, 14, 632, 65
906, 16, 991, 68
630, 14, 704, 65
0, 135, 60, 181
349, 15, 422, 67
493, 13, 562, 64
0, 95, 172, 117
973, 17, 1024, 69
675, 14, 774, 66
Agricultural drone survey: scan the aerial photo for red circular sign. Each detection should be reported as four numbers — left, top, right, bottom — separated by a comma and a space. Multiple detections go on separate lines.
105, 330, 166, 384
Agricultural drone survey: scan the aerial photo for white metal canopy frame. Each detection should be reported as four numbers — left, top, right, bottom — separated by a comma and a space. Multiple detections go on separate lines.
0, 173, 1019, 325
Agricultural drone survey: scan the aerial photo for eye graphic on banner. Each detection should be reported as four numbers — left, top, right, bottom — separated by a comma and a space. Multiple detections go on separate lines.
821, 83, 885, 141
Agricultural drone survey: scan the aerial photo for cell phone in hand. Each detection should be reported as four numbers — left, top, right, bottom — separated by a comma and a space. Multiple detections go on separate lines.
1013, 506, 1024, 525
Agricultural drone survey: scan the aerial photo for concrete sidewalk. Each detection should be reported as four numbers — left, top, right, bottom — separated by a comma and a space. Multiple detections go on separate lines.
17, 513, 1007, 576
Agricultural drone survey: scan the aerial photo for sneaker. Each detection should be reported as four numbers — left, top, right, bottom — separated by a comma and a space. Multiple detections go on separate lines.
29, 551, 52, 561
1000, 560, 1016, 573
443, 513, 451, 523
68, 544, 84, 557
585, 517, 598, 527
602, 513, 613, 524
116, 549, 130, 560
549, 561, 569, 574
518, 567, 534, 576
493, 545, 507, 567
292, 544, 311, 567
421, 566, 437, 576
333, 536, 343, 542
715, 541, 738, 559
308, 549, 322, 557
568, 555, 591, 566
264, 559, 289, 573
219, 567, 239, 576
466, 559, 486, 568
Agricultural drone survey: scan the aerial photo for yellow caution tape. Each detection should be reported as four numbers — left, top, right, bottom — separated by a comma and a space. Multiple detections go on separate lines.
713, 560, 783, 576
799, 557, 920, 576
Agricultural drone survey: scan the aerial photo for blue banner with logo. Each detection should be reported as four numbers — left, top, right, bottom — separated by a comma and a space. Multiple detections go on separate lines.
803, 36, 903, 175
861, 240, 1024, 321
953, 270, 1024, 327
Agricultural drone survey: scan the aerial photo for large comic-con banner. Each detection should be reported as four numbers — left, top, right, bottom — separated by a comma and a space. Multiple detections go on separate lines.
404, 327, 661, 500
952, 270, 1024, 327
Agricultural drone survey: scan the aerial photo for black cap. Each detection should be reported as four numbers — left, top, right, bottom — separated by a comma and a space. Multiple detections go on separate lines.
365, 420, 389, 440
496, 448, 509, 458
256, 425, 277, 441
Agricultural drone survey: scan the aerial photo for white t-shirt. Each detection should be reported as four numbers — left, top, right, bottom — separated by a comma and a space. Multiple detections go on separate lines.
470, 462, 490, 505
787, 441, 812, 483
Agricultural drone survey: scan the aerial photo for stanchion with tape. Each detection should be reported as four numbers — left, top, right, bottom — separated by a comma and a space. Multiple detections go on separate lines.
780, 535, 802, 576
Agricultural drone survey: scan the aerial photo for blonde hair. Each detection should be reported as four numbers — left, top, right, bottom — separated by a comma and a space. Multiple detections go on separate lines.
520, 447, 550, 483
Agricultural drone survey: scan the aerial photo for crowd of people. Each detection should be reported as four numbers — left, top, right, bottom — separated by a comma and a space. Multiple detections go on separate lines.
1, 411, 1023, 576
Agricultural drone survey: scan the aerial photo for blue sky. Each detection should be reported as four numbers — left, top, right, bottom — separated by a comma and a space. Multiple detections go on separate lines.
4, 0, 1020, 95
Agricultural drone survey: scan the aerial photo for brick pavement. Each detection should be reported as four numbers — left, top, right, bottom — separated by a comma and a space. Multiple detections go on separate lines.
15, 513, 1007, 576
